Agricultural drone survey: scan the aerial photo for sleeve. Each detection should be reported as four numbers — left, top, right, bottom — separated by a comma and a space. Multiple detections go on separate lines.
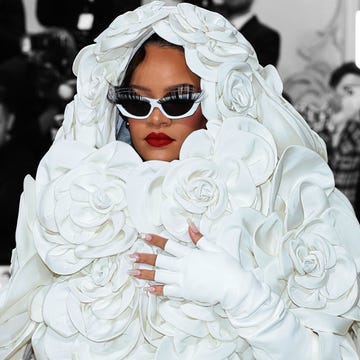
222, 145, 360, 359
224, 283, 320, 359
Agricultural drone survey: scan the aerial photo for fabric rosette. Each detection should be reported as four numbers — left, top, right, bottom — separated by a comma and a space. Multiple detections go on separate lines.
153, 3, 257, 81
126, 140, 253, 241
251, 146, 360, 330
31, 244, 148, 359
159, 155, 258, 241
215, 62, 256, 119
127, 117, 277, 241
178, 116, 277, 233
141, 297, 249, 359
34, 140, 141, 275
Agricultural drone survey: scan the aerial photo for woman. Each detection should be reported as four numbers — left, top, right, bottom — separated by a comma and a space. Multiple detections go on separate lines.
1, 2, 360, 359
319, 62, 360, 219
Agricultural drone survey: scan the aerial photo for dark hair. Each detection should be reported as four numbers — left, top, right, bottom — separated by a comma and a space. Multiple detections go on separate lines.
108, 33, 185, 142
329, 62, 360, 89
107, 33, 184, 103
120, 33, 184, 88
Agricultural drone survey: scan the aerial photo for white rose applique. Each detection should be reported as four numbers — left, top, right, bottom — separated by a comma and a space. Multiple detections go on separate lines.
31, 248, 148, 358
127, 117, 276, 241
253, 146, 360, 323
34, 140, 141, 275
216, 62, 256, 118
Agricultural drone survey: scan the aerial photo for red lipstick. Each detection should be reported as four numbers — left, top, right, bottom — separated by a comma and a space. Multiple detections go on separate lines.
145, 132, 174, 147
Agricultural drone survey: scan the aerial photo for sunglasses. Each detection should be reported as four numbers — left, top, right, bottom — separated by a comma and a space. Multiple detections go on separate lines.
115, 90, 204, 120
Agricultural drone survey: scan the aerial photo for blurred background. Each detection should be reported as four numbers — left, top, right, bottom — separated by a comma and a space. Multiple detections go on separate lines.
1, 0, 360, 274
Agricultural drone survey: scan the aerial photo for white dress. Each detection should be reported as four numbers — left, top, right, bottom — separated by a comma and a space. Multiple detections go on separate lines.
1, 2, 360, 359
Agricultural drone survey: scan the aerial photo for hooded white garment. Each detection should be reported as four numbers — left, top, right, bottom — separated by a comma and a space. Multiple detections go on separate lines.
1, 2, 360, 359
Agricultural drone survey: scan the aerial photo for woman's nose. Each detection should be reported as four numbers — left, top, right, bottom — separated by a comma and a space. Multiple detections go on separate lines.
146, 107, 171, 127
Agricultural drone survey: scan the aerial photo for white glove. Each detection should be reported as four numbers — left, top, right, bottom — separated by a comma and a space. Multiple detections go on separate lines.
154, 236, 255, 307
152, 236, 318, 359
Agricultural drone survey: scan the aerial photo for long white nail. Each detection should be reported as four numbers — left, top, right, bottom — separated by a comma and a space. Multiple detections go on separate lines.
186, 218, 200, 233
128, 254, 140, 262
144, 286, 156, 294
139, 233, 152, 241
127, 269, 141, 276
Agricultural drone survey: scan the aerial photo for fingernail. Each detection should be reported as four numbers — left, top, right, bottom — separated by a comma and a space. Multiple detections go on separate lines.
145, 286, 156, 294
128, 253, 140, 262
139, 233, 152, 241
186, 218, 200, 234
127, 269, 141, 276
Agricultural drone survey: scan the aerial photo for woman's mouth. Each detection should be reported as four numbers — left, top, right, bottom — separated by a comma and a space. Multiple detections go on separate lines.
145, 133, 175, 147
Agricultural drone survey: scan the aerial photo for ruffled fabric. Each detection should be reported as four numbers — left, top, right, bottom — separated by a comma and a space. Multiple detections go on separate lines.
1, 1, 359, 359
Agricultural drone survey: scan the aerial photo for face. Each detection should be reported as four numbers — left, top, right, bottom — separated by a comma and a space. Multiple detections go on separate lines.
127, 44, 206, 162
335, 73, 360, 97
335, 73, 360, 118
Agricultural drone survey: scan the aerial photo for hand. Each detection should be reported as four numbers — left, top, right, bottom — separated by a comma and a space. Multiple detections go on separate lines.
128, 224, 255, 308
129, 226, 319, 358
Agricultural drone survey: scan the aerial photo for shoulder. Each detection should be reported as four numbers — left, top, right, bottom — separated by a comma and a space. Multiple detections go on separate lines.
345, 120, 360, 140
243, 15, 279, 36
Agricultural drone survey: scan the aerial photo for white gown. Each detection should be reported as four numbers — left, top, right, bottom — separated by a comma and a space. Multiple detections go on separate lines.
1, 2, 360, 359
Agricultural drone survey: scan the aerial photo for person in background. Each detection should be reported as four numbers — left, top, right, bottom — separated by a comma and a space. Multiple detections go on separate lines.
36, 0, 142, 51
0, 63, 39, 265
0, 0, 25, 65
317, 62, 360, 219
222, 0, 280, 67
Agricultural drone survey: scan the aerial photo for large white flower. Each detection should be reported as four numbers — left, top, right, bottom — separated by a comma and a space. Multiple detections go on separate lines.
161, 157, 232, 239
34, 141, 141, 275
153, 3, 257, 81
216, 62, 256, 119
32, 236, 155, 359
252, 146, 360, 324
285, 216, 358, 313
41, 254, 139, 340
142, 296, 249, 359
126, 150, 257, 241
126, 118, 276, 241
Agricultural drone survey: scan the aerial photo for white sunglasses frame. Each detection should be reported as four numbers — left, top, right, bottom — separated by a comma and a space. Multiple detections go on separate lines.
115, 92, 205, 120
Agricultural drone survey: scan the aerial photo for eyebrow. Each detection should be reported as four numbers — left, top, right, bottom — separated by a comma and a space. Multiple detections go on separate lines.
129, 83, 199, 93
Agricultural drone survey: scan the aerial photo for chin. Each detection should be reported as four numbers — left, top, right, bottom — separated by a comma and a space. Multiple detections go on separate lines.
139, 143, 180, 162
143, 150, 179, 162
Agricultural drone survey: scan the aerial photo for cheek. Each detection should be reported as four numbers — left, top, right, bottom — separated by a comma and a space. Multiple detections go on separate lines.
188, 112, 207, 131
178, 113, 206, 137
128, 120, 145, 136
